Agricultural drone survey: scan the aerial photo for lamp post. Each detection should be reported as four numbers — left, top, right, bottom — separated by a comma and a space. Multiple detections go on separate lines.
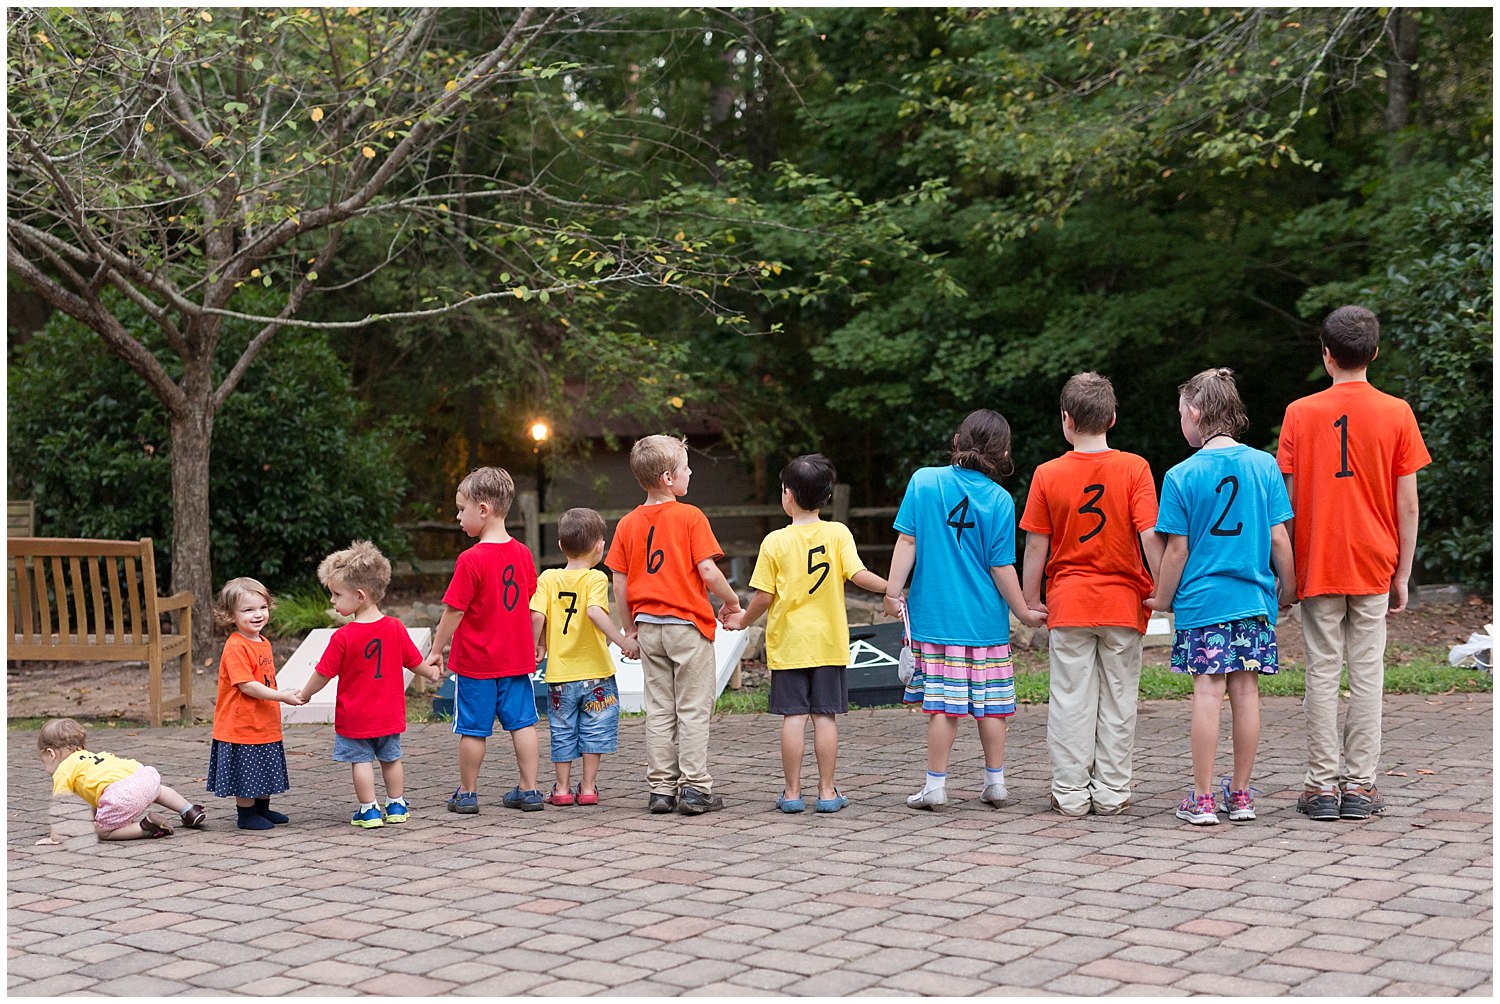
530, 420, 550, 514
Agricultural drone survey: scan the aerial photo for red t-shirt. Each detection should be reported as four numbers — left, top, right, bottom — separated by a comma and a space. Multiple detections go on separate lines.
442, 538, 538, 679
212, 632, 283, 744
1019, 450, 1159, 632
314, 616, 423, 738
605, 501, 723, 641
1278, 381, 1431, 597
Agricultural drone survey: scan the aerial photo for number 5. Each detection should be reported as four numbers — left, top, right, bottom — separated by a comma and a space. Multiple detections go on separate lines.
807, 545, 830, 594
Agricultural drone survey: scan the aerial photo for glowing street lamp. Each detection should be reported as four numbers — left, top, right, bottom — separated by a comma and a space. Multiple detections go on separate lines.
530, 420, 550, 513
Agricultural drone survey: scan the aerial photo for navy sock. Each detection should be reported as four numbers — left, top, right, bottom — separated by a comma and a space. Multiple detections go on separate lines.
254, 798, 289, 824
237, 806, 274, 831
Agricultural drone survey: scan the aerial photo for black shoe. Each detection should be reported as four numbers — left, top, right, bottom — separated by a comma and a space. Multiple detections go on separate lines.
647, 793, 677, 814
677, 787, 724, 815
1296, 787, 1341, 822
1339, 785, 1385, 819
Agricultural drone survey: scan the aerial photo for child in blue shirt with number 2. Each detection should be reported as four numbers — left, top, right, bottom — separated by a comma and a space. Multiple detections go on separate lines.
883, 409, 1047, 812
1148, 369, 1296, 827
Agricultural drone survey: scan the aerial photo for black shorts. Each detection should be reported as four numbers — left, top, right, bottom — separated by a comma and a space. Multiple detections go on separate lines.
768, 665, 848, 716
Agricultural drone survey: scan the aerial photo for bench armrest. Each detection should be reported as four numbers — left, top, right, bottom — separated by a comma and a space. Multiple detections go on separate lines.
158, 591, 193, 612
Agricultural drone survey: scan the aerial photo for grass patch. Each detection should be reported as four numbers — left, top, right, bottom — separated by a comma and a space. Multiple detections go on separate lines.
714, 688, 770, 714
8, 716, 148, 731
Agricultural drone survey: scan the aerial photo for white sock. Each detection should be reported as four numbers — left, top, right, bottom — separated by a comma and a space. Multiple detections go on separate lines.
922, 771, 947, 795
985, 767, 1005, 788
360, 801, 379, 812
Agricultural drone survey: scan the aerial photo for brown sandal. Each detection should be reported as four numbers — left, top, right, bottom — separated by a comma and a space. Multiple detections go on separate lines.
140, 813, 174, 838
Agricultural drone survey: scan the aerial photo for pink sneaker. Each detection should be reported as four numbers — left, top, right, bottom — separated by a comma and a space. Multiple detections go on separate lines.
1175, 791, 1219, 825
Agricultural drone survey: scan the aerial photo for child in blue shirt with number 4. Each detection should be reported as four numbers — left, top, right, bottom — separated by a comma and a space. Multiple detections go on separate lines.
1148, 369, 1296, 826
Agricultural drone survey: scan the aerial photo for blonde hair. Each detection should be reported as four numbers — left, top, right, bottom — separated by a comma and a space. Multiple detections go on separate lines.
457, 466, 515, 514
318, 540, 391, 605
629, 435, 687, 492
1179, 368, 1249, 441
38, 718, 88, 753
213, 576, 275, 631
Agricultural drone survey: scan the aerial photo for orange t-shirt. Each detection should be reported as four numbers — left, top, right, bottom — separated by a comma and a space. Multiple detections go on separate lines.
211, 632, 284, 744
605, 501, 723, 640
1278, 381, 1430, 598
1019, 450, 1158, 632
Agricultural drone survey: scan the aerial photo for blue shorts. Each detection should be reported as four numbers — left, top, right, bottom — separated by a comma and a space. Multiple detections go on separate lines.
547, 677, 621, 762
332, 733, 403, 763
452, 674, 540, 737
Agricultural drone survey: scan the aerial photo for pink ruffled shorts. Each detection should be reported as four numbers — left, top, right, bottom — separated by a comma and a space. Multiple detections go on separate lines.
93, 765, 162, 830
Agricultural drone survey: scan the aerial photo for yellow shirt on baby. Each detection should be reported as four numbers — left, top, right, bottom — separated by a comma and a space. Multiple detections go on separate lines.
749, 520, 867, 670
51, 750, 141, 807
530, 567, 617, 684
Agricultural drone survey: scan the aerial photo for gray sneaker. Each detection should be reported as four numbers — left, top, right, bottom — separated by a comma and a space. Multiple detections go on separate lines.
1339, 784, 1385, 819
906, 787, 947, 811
979, 781, 1009, 808
1296, 787, 1341, 821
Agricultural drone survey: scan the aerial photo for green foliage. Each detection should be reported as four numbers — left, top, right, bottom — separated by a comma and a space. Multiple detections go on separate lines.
269, 587, 336, 636
8, 305, 410, 591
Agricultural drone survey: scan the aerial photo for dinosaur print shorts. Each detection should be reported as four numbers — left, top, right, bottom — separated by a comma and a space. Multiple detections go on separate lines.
1170, 616, 1279, 676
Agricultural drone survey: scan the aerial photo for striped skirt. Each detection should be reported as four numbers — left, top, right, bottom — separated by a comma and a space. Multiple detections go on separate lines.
902, 641, 1016, 718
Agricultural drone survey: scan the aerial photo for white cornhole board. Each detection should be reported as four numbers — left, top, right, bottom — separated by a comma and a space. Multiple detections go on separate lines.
606, 628, 748, 713
1145, 613, 1174, 647
279, 626, 433, 724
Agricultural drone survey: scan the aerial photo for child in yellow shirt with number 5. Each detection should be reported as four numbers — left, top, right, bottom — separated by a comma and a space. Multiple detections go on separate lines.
726, 455, 888, 813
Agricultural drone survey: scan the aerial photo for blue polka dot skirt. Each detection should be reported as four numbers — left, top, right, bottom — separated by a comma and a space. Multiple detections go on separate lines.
207, 739, 290, 799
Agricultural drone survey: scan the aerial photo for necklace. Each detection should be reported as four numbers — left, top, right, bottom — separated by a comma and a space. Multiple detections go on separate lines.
1202, 433, 1237, 447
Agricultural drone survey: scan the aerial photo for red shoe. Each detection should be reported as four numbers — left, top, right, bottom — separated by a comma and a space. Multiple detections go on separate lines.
574, 786, 600, 806
544, 785, 575, 807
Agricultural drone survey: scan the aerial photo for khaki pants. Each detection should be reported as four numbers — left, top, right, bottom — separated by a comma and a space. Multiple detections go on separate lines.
636, 622, 716, 795
1047, 625, 1144, 813
1301, 593, 1389, 789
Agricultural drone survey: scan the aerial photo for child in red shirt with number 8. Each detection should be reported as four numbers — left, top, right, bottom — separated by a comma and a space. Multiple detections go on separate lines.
297, 541, 440, 828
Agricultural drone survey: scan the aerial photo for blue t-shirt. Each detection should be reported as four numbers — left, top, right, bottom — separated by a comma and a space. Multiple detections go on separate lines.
893, 465, 1016, 646
1156, 444, 1293, 631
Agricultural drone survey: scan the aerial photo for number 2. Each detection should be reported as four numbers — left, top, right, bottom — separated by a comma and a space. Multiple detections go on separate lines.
807, 545, 830, 594
1334, 414, 1354, 479
1078, 484, 1106, 543
1209, 476, 1242, 537
364, 637, 384, 679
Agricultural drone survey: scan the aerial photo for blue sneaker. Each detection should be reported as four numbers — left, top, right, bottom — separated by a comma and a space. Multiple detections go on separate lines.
446, 788, 479, 814
350, 804, 385, 829
502, 786, 545, 812
384, 798, 410, 824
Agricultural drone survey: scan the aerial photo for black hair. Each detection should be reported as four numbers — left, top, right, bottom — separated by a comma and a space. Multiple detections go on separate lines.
780, 454, 836, 511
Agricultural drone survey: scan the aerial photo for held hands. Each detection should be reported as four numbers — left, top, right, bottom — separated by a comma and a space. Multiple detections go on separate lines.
717, 599, 743, 628
1017, 605, 1047, 630
280, 689, 307, 706
534, 643, 547, 666
883, 594, 905, 619
421, 650, 444, 679
618, 637, 640, 661
721, 610, 745, 632
1143, 594, 1167, 613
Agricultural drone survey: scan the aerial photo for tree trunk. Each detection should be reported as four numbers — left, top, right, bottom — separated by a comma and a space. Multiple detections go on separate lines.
1385, 8, 1420, 167
170, 375, 217, 676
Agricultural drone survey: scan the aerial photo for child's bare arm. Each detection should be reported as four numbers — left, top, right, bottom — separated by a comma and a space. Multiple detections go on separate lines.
849, 569, 888, 596
236, 680, 305, 705
696, 557, 741, 617
531, 611, 547, 664
424, 606, 463, 673
1146, 534, 1187, 611
884, 533, 916, 617
1139, 529, 1166, 586
1270, 522, 1297, 609
990, 565, 1045, 628
1022, 532, 1050, 610
726, 590, 772, 631
586, 606, 639, 659
298, 672, 332, 704
1390, 473, 1420, 614
611, 572, 633, 638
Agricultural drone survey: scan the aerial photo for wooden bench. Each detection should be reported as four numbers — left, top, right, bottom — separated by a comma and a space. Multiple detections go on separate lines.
8, 537, 193, 727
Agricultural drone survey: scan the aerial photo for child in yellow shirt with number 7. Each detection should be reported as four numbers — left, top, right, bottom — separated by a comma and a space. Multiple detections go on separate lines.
725, 455, 888, 813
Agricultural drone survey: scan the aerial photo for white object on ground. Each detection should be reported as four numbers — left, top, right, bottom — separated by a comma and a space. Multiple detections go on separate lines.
1448, 630, 1493, 670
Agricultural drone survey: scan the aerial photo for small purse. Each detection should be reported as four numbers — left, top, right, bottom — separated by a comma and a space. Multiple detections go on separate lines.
897, 603, 915, 686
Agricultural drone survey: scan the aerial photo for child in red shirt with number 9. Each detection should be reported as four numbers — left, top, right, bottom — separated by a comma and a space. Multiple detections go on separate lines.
298, 541, 440, 828
423, 467, 543, 814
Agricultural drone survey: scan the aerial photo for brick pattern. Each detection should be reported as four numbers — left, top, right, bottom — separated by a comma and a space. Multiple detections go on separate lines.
6, 694, 1491, 996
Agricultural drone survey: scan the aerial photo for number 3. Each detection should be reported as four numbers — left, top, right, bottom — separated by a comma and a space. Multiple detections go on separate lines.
1078, 484, 1106, 543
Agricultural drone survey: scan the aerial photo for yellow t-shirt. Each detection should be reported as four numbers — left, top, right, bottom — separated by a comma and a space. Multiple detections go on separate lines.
529, 567, 617, 684
51, 749, 141, 807
749, 520, 867, 671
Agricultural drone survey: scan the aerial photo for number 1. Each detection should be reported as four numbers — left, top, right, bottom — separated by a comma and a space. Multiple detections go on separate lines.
1334, 414, 1354, 479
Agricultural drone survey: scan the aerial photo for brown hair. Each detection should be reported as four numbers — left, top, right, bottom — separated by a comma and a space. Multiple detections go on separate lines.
457, 466, 515, 514
213, 576, 275, 631
38, 718, 88, 753
1320, 305, 1380, 370
557, 508, 607, 559
1179, 368, 1249, 441
951, 409, 1014, 479
318, 540, 391, 605
629, 435, 687, 492
1060, 372, 1116, 436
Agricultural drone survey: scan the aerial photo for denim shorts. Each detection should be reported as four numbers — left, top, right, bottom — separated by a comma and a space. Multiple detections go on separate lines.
547, 677, 620, 762
452, 674, 540, 737
332, 733, 403, 763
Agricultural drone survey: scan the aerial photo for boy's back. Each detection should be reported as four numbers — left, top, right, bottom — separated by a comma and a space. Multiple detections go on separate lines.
315, 616, 422, 737
445, 539, 538, 677
606, 500, 722, 640
533, 566, 615, 681
750, 520, 864, 669
1278, 382, 1431, 597
1020, 449, 1157, 631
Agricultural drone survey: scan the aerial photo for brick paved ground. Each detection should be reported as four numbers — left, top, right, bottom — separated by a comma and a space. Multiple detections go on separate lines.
8, 693, 1491, 996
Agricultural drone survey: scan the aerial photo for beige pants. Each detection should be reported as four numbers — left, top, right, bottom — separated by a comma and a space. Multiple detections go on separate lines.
1301, 593, 1389, 789
1047, 625, 1144, 813
636, 622, 716, 795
